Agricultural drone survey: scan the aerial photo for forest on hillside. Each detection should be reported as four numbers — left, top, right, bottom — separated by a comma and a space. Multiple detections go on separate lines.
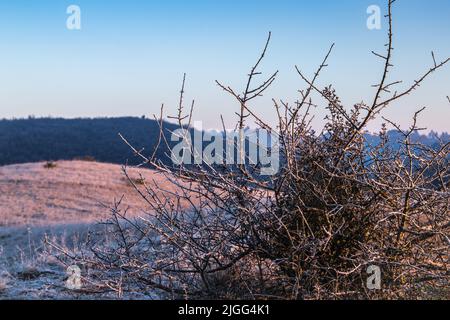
0, 117, 448, 167
0, 117, 180, 166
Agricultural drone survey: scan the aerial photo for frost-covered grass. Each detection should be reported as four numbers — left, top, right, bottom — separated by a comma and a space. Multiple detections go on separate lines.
0, 223, 163, 300
0, 161, 170, 299
0, 160, 172, 227
0, 224, 93, 299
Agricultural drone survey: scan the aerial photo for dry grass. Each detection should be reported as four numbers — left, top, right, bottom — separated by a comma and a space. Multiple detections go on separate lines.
0, 160, 178, 227
0, 160, 179, 299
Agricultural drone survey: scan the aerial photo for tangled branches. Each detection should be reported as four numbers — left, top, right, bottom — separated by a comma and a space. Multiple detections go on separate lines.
71, 0, 449, 299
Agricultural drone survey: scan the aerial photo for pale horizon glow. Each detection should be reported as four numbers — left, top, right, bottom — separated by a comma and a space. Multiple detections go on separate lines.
0, 0, 449, 133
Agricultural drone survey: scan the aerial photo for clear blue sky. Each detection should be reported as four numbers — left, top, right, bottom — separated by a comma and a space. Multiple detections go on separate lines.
0, 0, 449, 132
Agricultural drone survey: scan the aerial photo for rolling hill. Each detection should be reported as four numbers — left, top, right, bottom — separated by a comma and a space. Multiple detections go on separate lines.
0, 117, 179, 167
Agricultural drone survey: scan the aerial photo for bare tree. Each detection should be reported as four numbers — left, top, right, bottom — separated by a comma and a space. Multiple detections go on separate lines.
67, 0, 449, 299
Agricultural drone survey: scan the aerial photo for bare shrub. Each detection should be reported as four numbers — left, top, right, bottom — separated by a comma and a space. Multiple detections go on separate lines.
43, 161, 57, 169
129, 177, 146, 186
68, 0, 449, 299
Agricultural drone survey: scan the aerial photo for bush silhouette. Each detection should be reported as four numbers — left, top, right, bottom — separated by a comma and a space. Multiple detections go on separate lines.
67, 1, 449, 300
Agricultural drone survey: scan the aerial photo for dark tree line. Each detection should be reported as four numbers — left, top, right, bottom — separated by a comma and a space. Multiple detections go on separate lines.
0, 117, 181, 166
0, 117, 447, 168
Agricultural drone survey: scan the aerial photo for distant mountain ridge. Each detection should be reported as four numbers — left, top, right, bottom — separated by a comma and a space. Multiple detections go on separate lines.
364, 129, 450, 149
0, 117, 448, 166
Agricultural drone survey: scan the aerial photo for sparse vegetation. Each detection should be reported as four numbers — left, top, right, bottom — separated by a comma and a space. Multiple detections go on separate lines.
130, 177, 146, 185
43, 161, 57, 169
0, 161, 167, 227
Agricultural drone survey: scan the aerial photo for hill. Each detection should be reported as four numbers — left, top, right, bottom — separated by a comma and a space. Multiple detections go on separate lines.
0, 117, 179, 166
0, 117, 447, 168
0, 160, 175, 227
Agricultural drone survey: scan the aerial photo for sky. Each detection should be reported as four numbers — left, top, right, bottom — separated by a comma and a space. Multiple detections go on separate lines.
0, 0, 449, 132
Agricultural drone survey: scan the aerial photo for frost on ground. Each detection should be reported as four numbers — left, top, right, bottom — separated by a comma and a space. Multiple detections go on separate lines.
1, 225, 110, 299
0, 224, 162, 299
0, 160, 172, 227
1, 224, 92, 299
0, 161, 168, 299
